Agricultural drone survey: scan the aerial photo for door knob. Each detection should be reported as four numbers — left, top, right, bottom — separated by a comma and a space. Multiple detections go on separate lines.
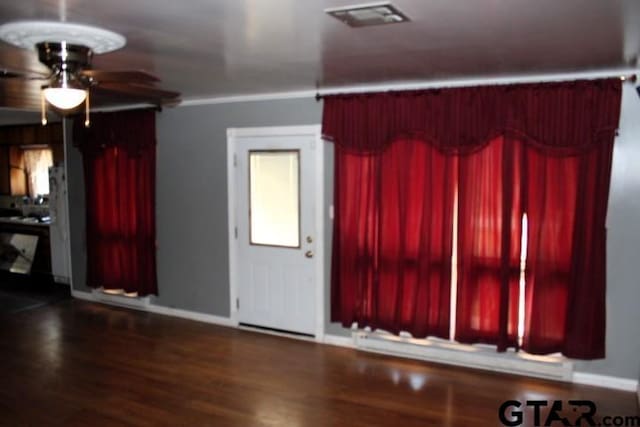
305, 250, 314, 258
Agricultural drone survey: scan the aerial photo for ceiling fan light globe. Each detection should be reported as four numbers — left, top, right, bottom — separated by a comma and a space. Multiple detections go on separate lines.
43, 87, 87, 109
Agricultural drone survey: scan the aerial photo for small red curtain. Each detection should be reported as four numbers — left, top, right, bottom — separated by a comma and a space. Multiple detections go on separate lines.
331, 138, 455, 338
324, 79, 621, 359
74, 110, 158, 296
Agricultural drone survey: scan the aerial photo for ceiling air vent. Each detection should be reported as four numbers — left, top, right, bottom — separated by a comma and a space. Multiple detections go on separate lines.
325, 2, 409, 27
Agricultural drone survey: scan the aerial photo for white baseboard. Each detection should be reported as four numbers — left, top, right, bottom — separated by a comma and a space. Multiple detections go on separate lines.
147, 303, 237, 328
323, 333, 356, 348
71, 288, 237, 328
572, 372, 639, 392
71, 289, 97, 301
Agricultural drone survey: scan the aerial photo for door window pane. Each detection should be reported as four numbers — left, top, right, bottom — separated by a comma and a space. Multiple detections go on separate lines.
249, 150, 300, 247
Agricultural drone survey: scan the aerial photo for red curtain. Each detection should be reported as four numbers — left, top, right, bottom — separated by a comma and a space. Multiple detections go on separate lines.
323, 79, 621, 359
74, 110, 158, 296
331, 138, 455, 338
455, 136, 523, 351
522, 139, 615, 358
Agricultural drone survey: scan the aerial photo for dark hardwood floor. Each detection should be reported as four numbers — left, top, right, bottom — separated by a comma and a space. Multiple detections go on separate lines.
0, 300, 637, 426
0, 272, 70, 314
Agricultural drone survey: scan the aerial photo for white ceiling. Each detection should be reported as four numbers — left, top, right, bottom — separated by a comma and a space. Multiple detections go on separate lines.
1, 0, 639, 109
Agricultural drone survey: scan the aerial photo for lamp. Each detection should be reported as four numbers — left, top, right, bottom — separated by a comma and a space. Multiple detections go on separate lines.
42, 69, 86, 109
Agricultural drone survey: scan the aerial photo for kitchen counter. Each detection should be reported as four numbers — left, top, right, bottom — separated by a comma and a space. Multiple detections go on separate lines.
0, 217, 51, 227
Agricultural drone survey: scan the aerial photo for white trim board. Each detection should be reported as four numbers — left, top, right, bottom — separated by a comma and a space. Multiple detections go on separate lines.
226, 134, 238, 327
181, 90, 317, 107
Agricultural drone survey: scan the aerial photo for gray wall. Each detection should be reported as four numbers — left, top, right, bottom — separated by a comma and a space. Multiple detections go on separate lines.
573, 85, 640, 379
153, 99, 323, 315
0, 109, 40, 125
0, 109, 61, 126
64, 119, 89, 293
61, 89, 640, 380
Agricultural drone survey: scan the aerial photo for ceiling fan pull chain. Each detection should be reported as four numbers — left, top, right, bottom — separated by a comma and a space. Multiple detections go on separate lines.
84, 89, 90, 128
41, 90, 48, 126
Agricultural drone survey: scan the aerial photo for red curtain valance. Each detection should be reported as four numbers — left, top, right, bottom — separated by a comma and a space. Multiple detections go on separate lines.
322, 79, 621, 154
73, 109, 157, 154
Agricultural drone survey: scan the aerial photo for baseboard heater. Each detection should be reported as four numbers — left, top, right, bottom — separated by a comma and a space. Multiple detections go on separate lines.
353, 331, 573, 381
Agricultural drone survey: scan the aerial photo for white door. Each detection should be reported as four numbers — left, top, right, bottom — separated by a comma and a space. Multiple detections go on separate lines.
230, 126, 320, 336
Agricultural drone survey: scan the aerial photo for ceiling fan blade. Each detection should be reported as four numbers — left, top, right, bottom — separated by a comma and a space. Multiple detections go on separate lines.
0, 79, 44, 110
95, 82, 180, 101
0, 67, 50, 81
80, 69, 160, 83
1, 69, 24, 79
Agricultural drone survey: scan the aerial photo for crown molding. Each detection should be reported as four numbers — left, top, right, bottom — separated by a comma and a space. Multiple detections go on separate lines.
176, 67, 639, 108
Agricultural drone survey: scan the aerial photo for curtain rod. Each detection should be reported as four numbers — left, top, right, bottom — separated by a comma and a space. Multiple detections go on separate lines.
315, 70, 638, 101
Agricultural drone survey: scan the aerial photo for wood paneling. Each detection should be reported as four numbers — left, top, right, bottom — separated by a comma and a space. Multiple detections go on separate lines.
0, 301, 637, 426
0, 122, 63, 146
0, 145, 8, 194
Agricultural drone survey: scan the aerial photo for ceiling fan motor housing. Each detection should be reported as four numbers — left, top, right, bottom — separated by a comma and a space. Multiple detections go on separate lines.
37, 42, 92, 74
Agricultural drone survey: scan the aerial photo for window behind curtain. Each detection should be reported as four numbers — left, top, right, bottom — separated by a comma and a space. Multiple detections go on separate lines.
22, 147, 53, 197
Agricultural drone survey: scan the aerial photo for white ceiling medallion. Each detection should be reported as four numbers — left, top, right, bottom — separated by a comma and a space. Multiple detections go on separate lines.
0, 21, 126, 54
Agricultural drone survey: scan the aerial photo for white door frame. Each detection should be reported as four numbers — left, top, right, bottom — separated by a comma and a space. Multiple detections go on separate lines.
226, 125, 325, 341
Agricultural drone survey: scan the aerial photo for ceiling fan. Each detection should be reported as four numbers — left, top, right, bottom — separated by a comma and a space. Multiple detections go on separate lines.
0, 21, 180, 126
